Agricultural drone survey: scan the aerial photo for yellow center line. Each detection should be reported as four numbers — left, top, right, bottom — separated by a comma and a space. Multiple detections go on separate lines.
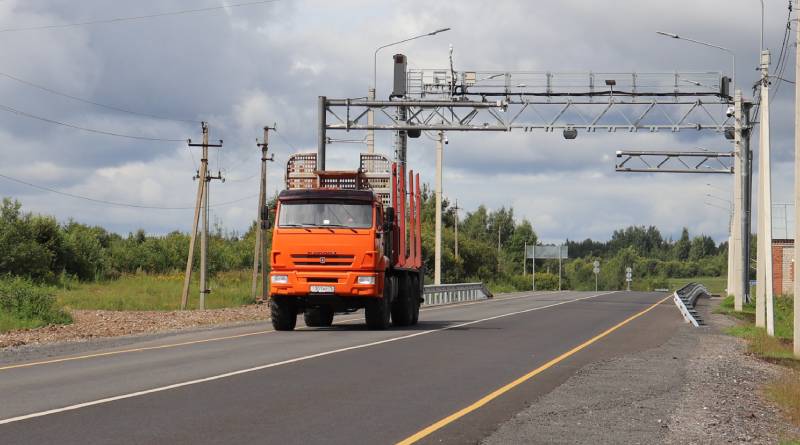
0, 290, 560, 372
395, 294, 673, 445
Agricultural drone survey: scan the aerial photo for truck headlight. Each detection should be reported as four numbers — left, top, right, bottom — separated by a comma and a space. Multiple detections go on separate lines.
357, 276, 375, 285
271, 275, 289, 284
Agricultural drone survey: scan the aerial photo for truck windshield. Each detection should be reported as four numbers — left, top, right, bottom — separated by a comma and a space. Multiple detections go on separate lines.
278, 201, 373, 229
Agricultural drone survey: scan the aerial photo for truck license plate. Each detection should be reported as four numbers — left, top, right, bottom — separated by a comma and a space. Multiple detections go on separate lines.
310, 285, 334, 293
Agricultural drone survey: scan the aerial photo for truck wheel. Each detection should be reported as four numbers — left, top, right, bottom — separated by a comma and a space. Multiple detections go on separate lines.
304, 306, 334, 327
270, 297, 297, 331
391, 276, 414, 327
365, 279, 391, 330
410, 275, 421, 325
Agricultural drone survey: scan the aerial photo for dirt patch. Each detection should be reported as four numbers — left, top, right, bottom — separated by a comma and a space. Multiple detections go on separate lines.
0, 305, 268, 349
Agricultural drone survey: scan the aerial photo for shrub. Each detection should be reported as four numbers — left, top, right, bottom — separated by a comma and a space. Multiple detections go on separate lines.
0, 276, 71, 329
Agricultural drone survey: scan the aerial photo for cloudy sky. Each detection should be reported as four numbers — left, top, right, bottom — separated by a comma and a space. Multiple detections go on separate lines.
0, 0, 793, 243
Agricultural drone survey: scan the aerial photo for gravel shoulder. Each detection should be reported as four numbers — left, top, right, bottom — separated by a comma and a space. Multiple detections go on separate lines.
0, 305, 269, 350
482, 296, 800, 445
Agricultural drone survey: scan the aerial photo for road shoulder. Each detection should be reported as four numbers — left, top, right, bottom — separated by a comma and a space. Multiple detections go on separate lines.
481, 296, 800, 444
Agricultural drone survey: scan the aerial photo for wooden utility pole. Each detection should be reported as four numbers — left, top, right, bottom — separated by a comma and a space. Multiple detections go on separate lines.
181, 122, 223, 310
251, 125, 274, 301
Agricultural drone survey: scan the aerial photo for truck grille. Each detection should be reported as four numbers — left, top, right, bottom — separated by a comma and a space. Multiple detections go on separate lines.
291, 254, 355, 267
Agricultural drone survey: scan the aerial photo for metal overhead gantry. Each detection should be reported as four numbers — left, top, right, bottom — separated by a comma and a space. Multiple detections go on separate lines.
317, 64, 744, 292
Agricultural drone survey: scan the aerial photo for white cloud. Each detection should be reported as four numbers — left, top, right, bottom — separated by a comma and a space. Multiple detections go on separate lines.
0, 0, 790, 244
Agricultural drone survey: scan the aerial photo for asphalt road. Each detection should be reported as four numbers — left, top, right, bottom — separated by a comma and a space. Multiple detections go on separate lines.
0, 290, 681, 444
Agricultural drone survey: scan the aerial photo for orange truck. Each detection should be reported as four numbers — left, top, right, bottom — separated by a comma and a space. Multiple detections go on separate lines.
268, 153, 424, 330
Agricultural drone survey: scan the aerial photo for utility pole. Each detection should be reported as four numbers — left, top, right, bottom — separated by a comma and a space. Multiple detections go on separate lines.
434, 130, 443, 285
742, 95, 754, 308
453, 199, 460, 263
756, 49, 775, 335
733, 90, 747, 310
181, 123, 223, 310
251, 125, 275, 302
793, 11, 800, 358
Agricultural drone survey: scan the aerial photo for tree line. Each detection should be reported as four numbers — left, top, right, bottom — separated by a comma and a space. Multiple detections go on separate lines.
0, 196, 727, 292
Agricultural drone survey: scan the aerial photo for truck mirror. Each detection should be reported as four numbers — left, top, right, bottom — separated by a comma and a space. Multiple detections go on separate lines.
261, 205, 272, 229
383, 207, 395, 232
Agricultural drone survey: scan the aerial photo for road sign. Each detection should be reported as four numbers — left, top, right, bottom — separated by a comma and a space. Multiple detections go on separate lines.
625, 267, 632, 273
593, 260, 600, 268
593, 267, 600, 274
526, 245, 568, 259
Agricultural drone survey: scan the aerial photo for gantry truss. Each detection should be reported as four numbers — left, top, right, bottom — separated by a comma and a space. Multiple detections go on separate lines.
615, 150, 735, 174
323, 71, 733, 134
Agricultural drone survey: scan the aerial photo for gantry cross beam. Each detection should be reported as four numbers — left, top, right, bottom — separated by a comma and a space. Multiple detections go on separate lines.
615, 150, 735, 174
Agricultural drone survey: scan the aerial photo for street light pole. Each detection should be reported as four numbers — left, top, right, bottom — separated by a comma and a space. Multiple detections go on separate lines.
369, 27, 451, 154
656, 30, 744, 307
656, 31, 736, 90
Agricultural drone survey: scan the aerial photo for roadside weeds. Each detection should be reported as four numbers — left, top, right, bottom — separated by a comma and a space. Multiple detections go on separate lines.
715, 295, 800, 443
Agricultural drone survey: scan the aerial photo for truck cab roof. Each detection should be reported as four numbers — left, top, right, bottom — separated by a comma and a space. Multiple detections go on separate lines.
278, 189, 376, 203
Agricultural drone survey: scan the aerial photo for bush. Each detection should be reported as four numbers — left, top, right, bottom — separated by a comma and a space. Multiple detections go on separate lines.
533, 272, 559, 290
0, 276, 71, 331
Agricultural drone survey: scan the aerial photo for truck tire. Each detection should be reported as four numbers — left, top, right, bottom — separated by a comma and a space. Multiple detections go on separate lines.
270, 297, 297, 331
410, 275, 421, 325
391, 276, 414, 327
365, 279, 391, 330
304, 306, 334, 327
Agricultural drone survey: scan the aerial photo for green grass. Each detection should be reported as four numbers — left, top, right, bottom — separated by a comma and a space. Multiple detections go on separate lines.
666, 276, 727, 295
56, 271, 255, 311
0, 310, 47, 332
0, 276, 72, 333
718, 294, 797, 366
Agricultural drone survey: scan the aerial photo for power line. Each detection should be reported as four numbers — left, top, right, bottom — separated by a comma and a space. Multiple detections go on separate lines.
274, 127, 297, 152
0, 70, 199, 123
771, 1, 793, 98
0, 172, 257, 210
0, 102, 185, 141
0, 0, 278, 33
0, 0, 280, 33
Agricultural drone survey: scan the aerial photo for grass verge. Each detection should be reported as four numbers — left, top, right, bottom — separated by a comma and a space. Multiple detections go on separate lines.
718, 294, 800, 436
0, 276, 72, 333
56, 270, 255, 311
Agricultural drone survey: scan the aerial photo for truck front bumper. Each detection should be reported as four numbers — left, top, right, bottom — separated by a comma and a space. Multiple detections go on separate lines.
270, 271, 381, 298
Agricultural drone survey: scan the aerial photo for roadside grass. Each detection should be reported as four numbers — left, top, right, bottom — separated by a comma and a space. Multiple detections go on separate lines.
718, 294, 800, 434
768, 373, 800, 426
666, 276, 727, 295
56, 270, 255, 311
0, 276, 72, 333
0, 310, 46, 332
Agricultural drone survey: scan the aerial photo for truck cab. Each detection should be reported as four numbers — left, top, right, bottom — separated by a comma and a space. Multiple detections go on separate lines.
268, 153, 423, 331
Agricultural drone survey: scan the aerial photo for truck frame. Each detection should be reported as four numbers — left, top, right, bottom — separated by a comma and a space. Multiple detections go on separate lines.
268, 153, 424, 330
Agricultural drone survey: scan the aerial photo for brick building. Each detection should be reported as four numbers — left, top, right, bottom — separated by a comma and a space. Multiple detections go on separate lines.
772, 239, 795, 295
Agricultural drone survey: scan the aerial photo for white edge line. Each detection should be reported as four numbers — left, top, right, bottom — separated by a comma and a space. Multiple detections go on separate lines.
0, 291, 617, 425
0, 290, 560, 371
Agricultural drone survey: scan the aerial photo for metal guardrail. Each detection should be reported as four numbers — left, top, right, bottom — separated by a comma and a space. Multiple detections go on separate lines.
422, 282, 493, 306
673, 283, 709, 327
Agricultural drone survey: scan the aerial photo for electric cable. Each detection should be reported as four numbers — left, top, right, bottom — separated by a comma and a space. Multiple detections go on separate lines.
0, 102, 186, 141
0, 172, 256, 209
0, 70, 199, 124
0, 0, 279, 33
